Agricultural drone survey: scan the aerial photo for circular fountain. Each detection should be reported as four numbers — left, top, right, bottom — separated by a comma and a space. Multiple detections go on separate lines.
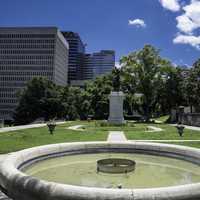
0, 142, 200, 200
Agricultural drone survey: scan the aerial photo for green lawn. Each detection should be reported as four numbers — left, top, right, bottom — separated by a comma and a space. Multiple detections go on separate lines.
125, 124, 200, 140
0, 121, 200, 154
0, 121, 107, 154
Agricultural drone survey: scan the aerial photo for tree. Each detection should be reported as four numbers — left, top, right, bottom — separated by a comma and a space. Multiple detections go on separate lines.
14, 77, 62, 125
184, 59, 200, 112
85, 74, 113, 119
120, 45, 172, 121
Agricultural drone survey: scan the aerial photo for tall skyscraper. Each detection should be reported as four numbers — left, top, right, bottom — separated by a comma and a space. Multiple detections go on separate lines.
0, 27, 69, 121
86, 50, 115, 79
62, 31, 85, 83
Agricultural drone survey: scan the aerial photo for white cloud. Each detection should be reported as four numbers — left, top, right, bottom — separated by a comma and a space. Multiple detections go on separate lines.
159, 0, 181, 12
128, 19, 146, 28
115, 62, 122, 68
173, 0, 200, 50
176, 0, 200, 34
173, 34, 200, 49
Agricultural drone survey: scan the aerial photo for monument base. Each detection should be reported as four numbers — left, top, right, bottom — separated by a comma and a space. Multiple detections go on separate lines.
108, 91, 126, 125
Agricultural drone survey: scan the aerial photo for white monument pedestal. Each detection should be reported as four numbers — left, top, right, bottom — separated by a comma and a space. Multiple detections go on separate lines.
108, 91, 126, 124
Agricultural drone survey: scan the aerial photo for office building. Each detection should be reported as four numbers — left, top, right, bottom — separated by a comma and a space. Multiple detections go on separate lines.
0, 27, 69, 120
62, 31, 85, 83
87, 50, 115, 79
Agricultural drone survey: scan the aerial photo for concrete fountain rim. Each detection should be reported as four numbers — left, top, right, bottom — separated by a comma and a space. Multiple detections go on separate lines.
1, 141, 200, 200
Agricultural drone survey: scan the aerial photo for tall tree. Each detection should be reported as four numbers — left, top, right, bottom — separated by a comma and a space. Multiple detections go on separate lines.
185, 59, 200, 112
14, 77, 62, 124
121, 45, 172, 121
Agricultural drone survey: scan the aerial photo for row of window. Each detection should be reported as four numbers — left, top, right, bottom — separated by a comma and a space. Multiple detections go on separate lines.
0, 99, 18, 104
0, 34, 55, 38
0, 55, 53, 59
0, 50, 54, 54
0, 93, 16, 98
0, 44, 54, 49
0, 39, 54, 44
0, 88, 19, 92
0, 105, 17, 110
0, 60, 53, 65
0, 75, 51, 81
0, 82, 25, 87
0, 110, 12, 115
0, 66, 53, 71
0, 71, 53, 76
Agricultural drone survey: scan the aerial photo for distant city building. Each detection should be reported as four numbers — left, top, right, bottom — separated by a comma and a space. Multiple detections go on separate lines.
83, 53, 94, 80
62, 31, 85, 83
88, 50, 115, 79
0, 27, 69, 121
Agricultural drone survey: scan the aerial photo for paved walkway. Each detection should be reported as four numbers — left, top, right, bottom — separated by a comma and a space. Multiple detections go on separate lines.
0, 121, 65, 133
107, 131, 127, 142
146, 126, 163, 132
67, 125, 84, 131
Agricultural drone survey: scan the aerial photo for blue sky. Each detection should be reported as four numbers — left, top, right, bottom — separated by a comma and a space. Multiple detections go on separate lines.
0, 0, 200, 66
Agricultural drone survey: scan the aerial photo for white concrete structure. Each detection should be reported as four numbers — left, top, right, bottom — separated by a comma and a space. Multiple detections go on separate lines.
1, 142, 200, 200
146, 126, 163, 132
67, 125, 84, 131
108, 91, 125, 124
107, 131, 127, 142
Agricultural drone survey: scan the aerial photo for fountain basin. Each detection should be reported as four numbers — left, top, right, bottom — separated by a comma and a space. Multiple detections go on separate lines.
0, 142, 200, 200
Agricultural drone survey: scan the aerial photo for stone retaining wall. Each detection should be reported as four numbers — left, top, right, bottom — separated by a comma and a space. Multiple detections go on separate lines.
0, 142, 200, 200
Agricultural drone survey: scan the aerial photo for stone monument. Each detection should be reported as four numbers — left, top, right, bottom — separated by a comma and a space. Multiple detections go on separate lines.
108, 68, 126, 124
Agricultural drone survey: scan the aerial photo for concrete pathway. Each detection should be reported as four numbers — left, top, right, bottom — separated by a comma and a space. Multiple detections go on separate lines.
107, 131, 127, 142
146, 126, 163, 132
67, 125, 84, 131
0, 121, 65, 133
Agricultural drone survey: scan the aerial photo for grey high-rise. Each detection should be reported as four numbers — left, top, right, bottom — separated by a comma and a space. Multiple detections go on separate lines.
0, 27, 69, 121
61, 31, 85, 83
85, 50, 115, 79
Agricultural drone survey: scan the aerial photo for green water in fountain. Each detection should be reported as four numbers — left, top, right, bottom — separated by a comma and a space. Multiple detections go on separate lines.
24, 153, 200, 189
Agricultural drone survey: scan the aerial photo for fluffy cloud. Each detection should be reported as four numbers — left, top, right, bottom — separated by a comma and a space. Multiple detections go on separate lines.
176, 0, 200, 34
128, 19, 146, 28
173, 34, 200, 49
159, 0, 181, 12
173, 0, 200, 49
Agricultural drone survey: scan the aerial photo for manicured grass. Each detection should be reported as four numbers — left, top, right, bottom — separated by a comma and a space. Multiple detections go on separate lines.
125, 124, 200, 140
0, 121, 107, 154
0, 121, 200, 153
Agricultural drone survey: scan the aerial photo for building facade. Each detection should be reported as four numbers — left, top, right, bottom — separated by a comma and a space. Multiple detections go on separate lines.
62, 31, 85, 83
0, 27, 69, 121
86, 50, 115, 79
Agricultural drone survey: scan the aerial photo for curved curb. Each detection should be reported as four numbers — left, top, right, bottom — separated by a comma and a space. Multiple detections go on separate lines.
0, 142, 200, 200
